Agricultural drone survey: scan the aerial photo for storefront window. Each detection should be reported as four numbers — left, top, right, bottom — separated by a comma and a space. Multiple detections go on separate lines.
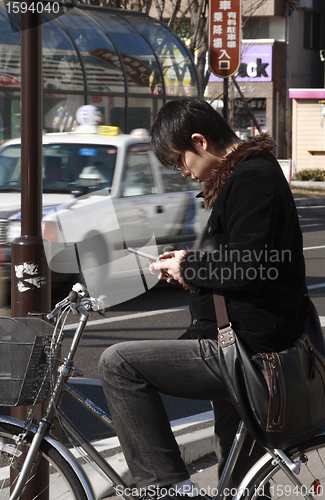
233, 97, 266, 138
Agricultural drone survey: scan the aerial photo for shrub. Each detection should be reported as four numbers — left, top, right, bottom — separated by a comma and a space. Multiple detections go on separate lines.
295, 169, 325, 181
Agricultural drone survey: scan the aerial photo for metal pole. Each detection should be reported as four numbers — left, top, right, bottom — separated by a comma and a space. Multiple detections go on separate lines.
285, 5, 290, 157
223, 77, 229, 123
10, 3, 51, 498
232, 76, 261, 134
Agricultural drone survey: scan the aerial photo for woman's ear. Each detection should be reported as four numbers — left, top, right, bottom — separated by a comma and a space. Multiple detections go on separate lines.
191, 133, 208, 151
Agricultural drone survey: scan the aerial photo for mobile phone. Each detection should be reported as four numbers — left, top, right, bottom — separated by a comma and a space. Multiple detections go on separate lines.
127, 247, 159, 261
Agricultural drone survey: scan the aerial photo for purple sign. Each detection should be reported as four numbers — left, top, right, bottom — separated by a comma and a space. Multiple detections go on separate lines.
209, 44, 272, 82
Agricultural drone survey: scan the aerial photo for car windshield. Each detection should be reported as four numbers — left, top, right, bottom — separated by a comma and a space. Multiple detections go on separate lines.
0, 143, 117, 193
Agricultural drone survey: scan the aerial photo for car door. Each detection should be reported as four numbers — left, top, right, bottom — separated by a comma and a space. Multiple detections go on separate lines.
113, 143, 164, 250
155, 159, 209, 251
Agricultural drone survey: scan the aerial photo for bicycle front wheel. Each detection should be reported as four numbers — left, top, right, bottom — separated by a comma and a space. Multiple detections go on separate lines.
241, 434, 325, 499
0, 419, 88, 500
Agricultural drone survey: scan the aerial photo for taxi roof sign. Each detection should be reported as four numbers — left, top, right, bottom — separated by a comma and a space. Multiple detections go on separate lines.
209, 0, 241, 79
98, 126, 120, 136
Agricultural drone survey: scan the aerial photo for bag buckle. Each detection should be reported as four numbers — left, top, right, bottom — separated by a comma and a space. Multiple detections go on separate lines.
218, 324, 235, 347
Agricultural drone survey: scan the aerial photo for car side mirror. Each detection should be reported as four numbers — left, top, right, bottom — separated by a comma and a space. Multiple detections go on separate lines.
72, 185, 89, 198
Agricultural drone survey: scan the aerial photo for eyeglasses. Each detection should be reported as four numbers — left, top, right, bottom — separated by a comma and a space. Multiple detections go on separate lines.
173, 151, 184, 171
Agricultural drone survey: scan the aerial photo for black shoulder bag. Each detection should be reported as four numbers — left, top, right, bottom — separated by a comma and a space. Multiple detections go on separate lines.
214, 290, 325, 449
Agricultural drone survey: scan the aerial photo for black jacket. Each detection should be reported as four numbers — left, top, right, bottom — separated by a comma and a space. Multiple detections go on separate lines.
180, 134, 306, 354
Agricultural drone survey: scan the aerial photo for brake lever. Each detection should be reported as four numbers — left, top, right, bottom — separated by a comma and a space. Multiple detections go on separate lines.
46, 296, 70, 321
81, 295, 108, 316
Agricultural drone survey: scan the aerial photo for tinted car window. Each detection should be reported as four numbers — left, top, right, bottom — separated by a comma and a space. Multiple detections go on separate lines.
122, 146, 156, 197
158, 163, 200, 193
0, 143, 117, 193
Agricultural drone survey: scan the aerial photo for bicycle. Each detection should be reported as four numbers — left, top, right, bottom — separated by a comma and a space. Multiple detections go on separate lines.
0, 282, 324, 500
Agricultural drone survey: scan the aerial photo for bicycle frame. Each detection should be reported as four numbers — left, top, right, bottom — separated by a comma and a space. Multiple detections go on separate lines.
57, 382, 130, 492
3, 289, 318, 500
6, 295, 138, 500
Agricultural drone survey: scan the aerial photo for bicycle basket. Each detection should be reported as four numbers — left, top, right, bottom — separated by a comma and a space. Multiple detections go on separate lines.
0, 317, 57, 406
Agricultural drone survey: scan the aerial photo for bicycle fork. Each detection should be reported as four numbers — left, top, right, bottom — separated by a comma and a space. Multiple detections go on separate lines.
267, 449, 314, 500
9, 419, 51, 500
9, 365, 68, 500
213, 422, 315, 500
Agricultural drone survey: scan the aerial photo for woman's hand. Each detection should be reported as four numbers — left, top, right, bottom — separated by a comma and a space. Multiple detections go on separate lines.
149, 250, 186, 284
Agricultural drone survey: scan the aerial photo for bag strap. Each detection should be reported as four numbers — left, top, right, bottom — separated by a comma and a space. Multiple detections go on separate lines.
213, 284, 310, 326
213, 291, 229, 329
213, 291, 235, 347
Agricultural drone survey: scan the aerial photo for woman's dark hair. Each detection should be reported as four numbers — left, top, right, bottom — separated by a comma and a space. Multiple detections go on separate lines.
150, 98, 239, 168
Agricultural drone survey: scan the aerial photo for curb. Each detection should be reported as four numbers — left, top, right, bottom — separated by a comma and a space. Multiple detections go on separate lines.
290, 181, 325, 187
289, 180, 325, 207
290, 180, 325, 207
84, 426, 215, 499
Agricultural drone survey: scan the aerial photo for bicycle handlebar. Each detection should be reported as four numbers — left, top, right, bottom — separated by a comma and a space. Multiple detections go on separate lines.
46, 283, 107, 321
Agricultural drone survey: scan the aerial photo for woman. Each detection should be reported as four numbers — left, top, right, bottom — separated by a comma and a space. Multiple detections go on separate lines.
99, 98, 306, 499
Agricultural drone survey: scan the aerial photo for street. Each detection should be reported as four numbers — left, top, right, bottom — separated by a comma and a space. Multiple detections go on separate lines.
298, 205, 325, 316
55, 204, 325, 444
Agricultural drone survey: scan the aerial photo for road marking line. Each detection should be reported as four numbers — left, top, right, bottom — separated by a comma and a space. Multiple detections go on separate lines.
65, 305, 189, 330
307, 283, 325, 290
300, 223, 323, 228
303, 245, 325, 250
321, 316, 325, 327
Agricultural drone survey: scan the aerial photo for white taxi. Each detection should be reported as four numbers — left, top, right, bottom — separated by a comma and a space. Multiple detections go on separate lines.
0, 106, 210, 305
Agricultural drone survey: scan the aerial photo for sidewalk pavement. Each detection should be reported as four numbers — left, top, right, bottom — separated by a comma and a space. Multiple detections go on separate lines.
77, 413, 216, 499
291, 181, 325, 207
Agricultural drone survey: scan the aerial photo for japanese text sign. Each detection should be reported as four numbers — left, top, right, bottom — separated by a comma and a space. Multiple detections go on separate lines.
209, 0, 241, 78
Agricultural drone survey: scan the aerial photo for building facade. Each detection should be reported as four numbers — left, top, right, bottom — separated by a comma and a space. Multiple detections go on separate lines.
207, 0, 325, 158
290, 88, 325, 171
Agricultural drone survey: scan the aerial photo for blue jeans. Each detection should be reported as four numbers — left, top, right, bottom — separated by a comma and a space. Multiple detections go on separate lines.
99, 339, 263, 489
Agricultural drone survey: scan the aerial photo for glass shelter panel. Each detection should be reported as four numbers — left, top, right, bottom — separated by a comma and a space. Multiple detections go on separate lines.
0, 91, 20, 143
87, 95, 126, 132
42, 15, 84, 92
91, 10, 163, 96
0, 7, 21, 88
43, 94, 84, 133
127, 97, 162, 133
123, 13, 199, 97
59, 8, 125, 93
